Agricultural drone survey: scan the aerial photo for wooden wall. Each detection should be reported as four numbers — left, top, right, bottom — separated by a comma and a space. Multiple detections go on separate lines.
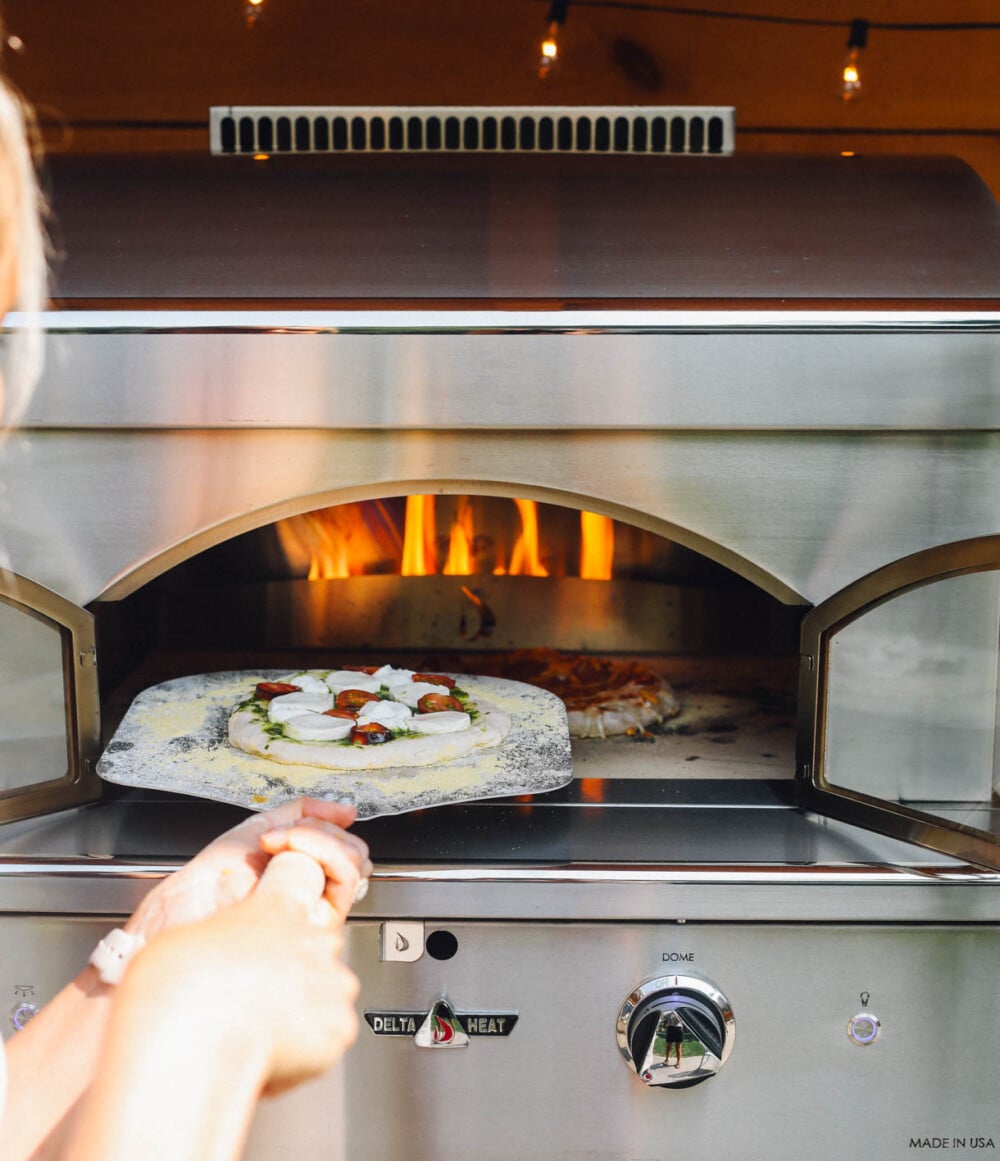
4, 0, 999, 200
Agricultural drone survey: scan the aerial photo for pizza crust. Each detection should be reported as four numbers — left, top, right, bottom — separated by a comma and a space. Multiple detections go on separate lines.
228, 675, 510, 771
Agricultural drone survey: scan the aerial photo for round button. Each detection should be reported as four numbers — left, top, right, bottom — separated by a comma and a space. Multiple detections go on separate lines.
847, 1012, 881, 1045
9, 1002, 39, 1032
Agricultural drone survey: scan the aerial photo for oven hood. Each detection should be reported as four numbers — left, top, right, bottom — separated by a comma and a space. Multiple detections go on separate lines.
42, 150, 1000, 305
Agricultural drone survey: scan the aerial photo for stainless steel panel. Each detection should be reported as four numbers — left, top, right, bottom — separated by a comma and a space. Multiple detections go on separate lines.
40, 154, 1000, 300
14, 320, 1000, 431
1, 427, 997, 608
2, 915, 998, 1160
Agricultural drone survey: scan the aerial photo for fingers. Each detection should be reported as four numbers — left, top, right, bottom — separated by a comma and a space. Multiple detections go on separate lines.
259, 819, 372, 921
255, 850, 331, 926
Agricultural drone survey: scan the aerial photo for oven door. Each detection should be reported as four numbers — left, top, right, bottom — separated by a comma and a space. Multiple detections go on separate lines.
0, 571, 101, 822
798, 534, 1000, 869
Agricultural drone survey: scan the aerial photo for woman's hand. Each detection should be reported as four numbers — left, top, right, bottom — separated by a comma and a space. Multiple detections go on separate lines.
125, 797, 372, 942
67, 847, 362, 1160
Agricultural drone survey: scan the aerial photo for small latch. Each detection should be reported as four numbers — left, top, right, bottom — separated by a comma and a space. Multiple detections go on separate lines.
79, 646, 97, 669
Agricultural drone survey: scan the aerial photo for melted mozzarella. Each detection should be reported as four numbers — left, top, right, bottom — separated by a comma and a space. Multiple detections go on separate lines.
284, 713, 354, 742
268, 690, 334, 723
374, 665, 416, 689
356, 699, 412, 730
325, 671, 382, 694
392, 681, 451, 709
409, 710, 471, 735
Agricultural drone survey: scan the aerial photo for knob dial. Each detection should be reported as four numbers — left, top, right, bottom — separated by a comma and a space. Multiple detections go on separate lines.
616, 973, 735, 1089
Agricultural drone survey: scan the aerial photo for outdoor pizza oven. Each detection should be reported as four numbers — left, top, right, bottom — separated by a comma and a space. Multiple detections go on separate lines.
2, 125, 1000, 1160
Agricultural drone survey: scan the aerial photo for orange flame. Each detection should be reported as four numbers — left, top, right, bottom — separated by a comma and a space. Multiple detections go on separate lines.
579, 511, 614, 580
401, 495, 437, 576
508, 499, 549, 577
442, 498, 474, 576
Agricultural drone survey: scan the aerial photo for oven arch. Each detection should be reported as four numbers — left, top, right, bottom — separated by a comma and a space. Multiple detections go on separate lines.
94, 481, 809, 607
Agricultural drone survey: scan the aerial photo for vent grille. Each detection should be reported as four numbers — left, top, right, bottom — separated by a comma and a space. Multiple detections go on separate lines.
209, 106, 735, 157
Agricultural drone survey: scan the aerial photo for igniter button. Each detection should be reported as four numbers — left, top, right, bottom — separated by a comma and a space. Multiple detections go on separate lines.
9, 1002, 39, 1031
847, 1012, 881, 1045
379, 921, 425, 962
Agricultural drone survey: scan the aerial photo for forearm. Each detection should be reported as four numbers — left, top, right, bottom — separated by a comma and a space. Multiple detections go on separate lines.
65, 941, 271, 1161
0, 965, 115, 1161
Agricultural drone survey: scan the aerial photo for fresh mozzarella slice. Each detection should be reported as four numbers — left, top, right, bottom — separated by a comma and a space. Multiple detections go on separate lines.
268, 691, 334, 723
392, 681, 451, 709
356, 699, 412, 730
409, 710, 471, 734
374, 665, 416, 688
284, 713, 354, 742
280, 672, 329, 695
325, 671, 382, 694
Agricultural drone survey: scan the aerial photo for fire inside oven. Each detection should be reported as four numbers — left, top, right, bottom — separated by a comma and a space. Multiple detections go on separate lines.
92, 492, 803, 785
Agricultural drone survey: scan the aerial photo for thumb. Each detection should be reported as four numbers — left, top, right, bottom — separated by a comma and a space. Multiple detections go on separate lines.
255, 850, 327, 919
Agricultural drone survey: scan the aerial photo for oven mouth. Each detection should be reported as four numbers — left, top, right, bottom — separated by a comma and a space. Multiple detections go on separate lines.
91, 493, 803, 790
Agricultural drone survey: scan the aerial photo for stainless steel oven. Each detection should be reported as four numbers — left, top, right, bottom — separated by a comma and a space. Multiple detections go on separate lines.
1, 134, 999, 1159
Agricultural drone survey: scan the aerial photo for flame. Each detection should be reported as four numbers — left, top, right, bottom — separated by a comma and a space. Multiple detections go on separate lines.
276, 495, 619, 583
275, 512, 350, 579
508, 499, 549, 577
442, 498, 474, 576
401, 495, 436, 576
579, 511, 614, 580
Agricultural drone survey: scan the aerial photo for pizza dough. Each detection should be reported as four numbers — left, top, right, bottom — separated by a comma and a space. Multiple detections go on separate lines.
228, 667, 510, 771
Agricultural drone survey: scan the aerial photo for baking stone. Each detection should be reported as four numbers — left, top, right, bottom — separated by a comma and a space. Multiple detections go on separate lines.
96, 671, 573, 817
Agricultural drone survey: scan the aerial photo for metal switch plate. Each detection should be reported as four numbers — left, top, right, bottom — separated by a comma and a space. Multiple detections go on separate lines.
379, 920, 425, 962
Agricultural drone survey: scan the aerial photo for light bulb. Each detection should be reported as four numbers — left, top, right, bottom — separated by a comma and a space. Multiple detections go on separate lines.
245, 0, 264, 28
841, 47, 862, 100
539, 22, 559, 77
841, 18, 868, 102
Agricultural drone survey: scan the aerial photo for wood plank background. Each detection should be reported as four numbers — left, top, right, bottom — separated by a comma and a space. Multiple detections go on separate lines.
4, 0, 999, 199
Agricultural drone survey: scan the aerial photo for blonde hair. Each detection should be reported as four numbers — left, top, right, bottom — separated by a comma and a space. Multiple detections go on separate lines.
0, 72, 46, 427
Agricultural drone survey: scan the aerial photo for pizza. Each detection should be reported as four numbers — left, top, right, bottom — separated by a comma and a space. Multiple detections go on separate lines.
468, 649, 681, 739
227, 665, 510, 771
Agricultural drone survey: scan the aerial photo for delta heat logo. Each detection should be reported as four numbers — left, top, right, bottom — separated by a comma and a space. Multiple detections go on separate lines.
365, 997, 518, 1047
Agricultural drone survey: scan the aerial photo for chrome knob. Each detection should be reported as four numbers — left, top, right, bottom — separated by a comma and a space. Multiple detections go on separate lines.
616, 974, 735, 1089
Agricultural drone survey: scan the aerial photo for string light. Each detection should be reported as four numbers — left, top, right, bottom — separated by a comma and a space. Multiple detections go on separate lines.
842, 18, 868, 102
539, 3, 1000, 98
539, 0, 569, 78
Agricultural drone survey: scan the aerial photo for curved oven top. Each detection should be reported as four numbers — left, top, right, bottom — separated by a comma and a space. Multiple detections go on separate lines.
42, 152, 1000, 306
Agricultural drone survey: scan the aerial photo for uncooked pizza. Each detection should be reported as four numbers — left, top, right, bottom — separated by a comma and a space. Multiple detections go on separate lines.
472, 648, 681, 739
228, 665, 510, 771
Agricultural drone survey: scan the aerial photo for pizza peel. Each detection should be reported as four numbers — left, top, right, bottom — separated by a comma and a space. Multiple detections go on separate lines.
96, 671, 573, 817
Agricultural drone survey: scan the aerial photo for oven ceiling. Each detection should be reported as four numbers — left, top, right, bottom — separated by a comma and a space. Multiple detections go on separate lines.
46, 152, 1000, 303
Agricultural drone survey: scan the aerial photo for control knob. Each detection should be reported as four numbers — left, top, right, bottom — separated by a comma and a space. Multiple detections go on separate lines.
616, 973, 735, 1089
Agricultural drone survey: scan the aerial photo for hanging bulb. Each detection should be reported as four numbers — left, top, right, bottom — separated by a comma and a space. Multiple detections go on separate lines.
539, 22, 560, 78
245, 0, 264, 29
841, 18, 868, 102
538, 0, 569, 79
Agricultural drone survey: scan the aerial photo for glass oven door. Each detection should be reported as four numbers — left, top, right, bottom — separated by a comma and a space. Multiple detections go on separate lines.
798, 535, 1000, 868
0, 572, 101, 822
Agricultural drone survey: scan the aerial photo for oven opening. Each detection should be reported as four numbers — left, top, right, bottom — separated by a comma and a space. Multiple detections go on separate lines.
92, 494, 804, 786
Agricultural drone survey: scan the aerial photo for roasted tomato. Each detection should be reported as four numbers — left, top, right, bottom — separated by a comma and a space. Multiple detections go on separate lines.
342, 665, 380, 675
417, 692, 463, 713
336, 689, 381, 710
324, 708, 358, 720
255, 681, 301, 701
413, 672, 456, 689
350, 722, 392, 745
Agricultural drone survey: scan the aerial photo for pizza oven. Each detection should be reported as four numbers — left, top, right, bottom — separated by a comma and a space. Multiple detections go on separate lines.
2, 132, 1000, 1160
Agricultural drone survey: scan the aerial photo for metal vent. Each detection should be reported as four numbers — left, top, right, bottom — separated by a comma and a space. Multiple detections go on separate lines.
209, 106, 735, 157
